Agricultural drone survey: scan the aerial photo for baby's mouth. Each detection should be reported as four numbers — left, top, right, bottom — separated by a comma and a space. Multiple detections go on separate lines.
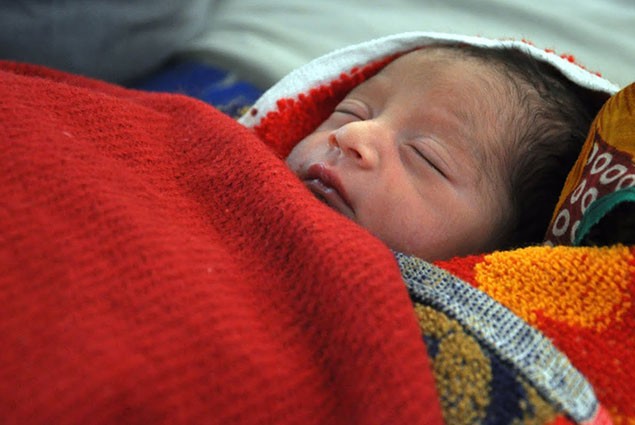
303, 164, 354, 218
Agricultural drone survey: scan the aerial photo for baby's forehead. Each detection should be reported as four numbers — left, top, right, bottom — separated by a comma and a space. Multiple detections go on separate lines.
388, 45, 482, 66
393, 47, 515, 179
399, 47, 510, 125
377, 46, 507, 94
349, 44, 515, 152
410, 45, 521, 84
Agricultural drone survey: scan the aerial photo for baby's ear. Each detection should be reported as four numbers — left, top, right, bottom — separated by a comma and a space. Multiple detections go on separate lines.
545, 82, 635, 246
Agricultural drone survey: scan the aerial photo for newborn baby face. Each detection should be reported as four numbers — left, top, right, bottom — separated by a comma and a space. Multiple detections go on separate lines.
286, 47, 511, 261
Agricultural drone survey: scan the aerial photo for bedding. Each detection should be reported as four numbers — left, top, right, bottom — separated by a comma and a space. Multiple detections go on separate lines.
1, 32, 634, 424
0, 61, 442, 424
1, 1, 633, 88
0, 0, 218, 83
546, 83, 635, 246
130, 60, 262, 117
184, 0, 635, 89
400, 247, 627, 424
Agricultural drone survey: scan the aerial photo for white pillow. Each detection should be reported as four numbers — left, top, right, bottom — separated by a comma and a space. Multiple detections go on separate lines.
183, 0, 635, 89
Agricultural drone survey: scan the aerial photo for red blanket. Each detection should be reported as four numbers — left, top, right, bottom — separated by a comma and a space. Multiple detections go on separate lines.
0, 63, 443, 424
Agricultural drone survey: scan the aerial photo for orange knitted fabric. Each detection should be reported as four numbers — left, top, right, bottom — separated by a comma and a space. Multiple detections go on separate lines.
0, 62, 443, 424
472, 245, 635, 424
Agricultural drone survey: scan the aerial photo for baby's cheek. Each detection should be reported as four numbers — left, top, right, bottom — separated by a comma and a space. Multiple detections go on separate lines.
286, 134, 321, 167
362, 211, 421, 253
285, 142, 306, 170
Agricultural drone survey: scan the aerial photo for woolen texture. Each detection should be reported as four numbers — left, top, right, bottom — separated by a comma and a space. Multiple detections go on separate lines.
0, 62, 443, 424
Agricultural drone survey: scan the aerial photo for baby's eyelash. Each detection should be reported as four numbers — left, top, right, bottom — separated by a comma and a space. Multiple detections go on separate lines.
409, 145, 446, 177
334, 109, 364, 120
334, 99, 370, 120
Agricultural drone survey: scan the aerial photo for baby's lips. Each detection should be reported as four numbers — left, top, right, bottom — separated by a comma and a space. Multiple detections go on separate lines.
303, 163, 354, 218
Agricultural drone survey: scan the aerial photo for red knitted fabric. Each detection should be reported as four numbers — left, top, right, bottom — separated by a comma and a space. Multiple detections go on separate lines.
0, 62, 443, 424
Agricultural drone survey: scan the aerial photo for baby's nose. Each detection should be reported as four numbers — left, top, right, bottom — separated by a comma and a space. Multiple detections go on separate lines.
329, 122, 381, 169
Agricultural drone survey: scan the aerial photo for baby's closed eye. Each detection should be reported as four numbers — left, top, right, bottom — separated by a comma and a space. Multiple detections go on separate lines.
404, 142, 447, 178
334, 99, 371, 121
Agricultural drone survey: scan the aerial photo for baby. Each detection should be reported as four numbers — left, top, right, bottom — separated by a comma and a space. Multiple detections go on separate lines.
286, 44, 595, 261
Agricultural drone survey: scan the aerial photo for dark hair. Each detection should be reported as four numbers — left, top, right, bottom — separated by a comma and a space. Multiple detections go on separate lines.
446, 44, 600, 248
